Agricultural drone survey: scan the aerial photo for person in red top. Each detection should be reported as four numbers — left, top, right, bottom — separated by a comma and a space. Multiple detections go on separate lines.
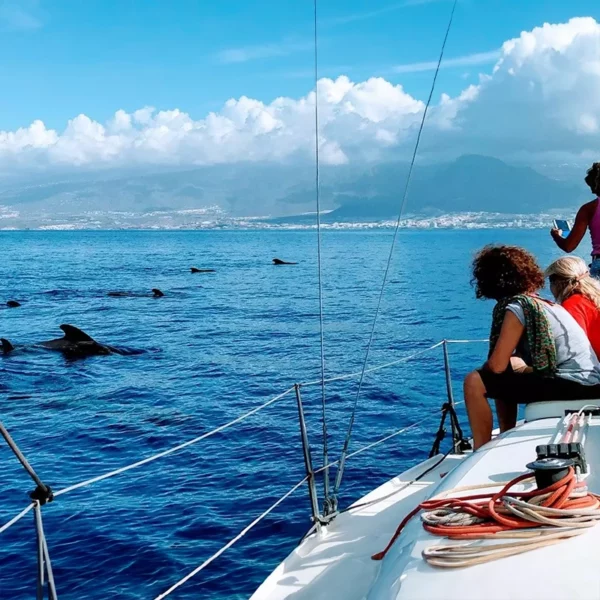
546, 256, 600, 358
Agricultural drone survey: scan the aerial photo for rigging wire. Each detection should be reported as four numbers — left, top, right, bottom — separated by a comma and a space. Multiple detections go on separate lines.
312, 0, 331, 509
333, 0, 459, 498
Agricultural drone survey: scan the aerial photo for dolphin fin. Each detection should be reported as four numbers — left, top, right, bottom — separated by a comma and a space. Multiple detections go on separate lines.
1, 338, 15, 353
60, 324, 95, 343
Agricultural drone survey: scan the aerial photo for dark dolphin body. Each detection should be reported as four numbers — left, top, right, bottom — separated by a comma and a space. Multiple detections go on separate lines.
191, 267, 215, 273
107, 288, 164, 298
6, 300, 21, 307
272, 258, 298, 265
1, 325, 143, 358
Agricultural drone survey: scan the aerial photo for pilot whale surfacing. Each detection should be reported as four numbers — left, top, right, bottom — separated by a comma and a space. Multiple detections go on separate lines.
1, 325, 143, 358
1, 338, 14, 354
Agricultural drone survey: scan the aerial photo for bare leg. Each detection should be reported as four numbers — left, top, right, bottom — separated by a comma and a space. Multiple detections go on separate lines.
510, 356, 532, 374
463, 371, 493, 450
494, 399, 517, 432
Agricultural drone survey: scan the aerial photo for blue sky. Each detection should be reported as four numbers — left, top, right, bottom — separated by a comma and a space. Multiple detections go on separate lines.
0, 0, 598, 131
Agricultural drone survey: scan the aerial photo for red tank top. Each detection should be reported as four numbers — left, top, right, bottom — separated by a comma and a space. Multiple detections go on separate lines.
562, 294, 600, 359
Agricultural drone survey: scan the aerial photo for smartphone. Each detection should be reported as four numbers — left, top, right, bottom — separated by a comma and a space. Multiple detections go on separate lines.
553, 219, 571, 235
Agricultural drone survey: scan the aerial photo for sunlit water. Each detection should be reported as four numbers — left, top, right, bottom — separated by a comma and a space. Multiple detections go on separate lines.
0, 229, 587, 599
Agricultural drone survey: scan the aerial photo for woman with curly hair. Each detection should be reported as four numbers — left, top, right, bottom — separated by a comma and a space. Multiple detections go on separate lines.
546, 256, 600, 358
551, 162, 600, 276
464, 245, 600, 449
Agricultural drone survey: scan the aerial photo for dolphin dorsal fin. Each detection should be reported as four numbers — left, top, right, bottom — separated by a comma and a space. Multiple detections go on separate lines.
1, 338, 14, 353
60, 324, 95, 342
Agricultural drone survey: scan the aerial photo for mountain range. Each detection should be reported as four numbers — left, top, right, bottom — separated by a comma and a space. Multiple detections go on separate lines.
0, 155, 588, 228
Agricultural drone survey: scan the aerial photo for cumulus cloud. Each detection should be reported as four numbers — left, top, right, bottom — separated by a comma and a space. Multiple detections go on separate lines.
455, 17, 600, 156
2, 17, 600, 173
0, 76, 427, 170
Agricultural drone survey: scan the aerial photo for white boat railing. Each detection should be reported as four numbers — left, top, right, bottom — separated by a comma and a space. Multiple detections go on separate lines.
0, 337, 487, 599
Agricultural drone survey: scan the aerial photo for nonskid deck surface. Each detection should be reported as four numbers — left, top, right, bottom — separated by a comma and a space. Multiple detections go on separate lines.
250, 454, 467, 600
252, 414, 600, 600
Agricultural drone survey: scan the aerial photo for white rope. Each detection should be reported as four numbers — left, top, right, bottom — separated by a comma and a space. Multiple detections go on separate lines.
54, 386, 296, 498
421, 480, 600, 568
301, 341, 445, 387
0, 502, 34, 534
445, 339, 489, 344
154, 476, 309, 599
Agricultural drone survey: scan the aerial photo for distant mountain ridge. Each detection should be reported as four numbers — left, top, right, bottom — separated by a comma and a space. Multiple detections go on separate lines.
0, 155, 586, 225
321, 155, 583, 221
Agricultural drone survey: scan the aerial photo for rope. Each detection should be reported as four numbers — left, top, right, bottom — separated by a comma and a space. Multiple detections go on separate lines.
372, 467, 600, 565
333, 0, 459, 498
154, 476, 309, 599
0, 502, 35, 535
301, 341, 444, 387
54, 386, 295, 498
312, 0, 332, 513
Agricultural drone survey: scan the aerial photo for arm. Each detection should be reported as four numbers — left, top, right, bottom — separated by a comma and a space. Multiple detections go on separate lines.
551, 204, 591, 253
484, 311, 525, 374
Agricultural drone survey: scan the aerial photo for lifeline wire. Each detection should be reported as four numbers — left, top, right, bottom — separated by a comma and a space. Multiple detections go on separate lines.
54, 386, 295, 498
333, 0, 459, 497
312, 0, 331, 507
0, 503, 35, 535
301, 341, 444, 386
154, 476, 309, 599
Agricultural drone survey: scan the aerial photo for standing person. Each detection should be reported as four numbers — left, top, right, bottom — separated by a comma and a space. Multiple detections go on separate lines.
546, 256, 600, 359
551, 162, 600, 276
463, 245, 600, 450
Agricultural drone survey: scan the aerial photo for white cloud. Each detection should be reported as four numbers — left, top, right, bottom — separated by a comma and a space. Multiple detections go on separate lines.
2, 17, 600, 173
393, 50, 501, 73
0, 0, 42, 31
326, 0, 449, 26
216, 39, 313, 64
453, 17, 600, 156
0, 76, 427, 170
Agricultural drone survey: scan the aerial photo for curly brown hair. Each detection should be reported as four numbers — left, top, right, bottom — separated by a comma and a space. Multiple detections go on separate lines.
471, 245, 544, 300
585, 162, 600, 195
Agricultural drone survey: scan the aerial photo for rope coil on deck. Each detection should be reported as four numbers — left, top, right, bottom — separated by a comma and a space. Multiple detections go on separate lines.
372, 467, 600, 567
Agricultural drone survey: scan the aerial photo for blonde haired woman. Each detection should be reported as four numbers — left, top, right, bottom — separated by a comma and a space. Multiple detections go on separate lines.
546, 256, 600, 358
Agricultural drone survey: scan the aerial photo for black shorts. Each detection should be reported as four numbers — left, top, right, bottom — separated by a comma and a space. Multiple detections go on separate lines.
477, 368, 600, 403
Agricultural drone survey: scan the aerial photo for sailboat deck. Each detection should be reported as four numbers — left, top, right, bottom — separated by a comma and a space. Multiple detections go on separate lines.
252, 410, 600, 600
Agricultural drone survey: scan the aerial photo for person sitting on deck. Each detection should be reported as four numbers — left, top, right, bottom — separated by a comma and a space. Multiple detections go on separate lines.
550, 162, 600, 277
463, 245, 600, 450
546, 256, 600, 359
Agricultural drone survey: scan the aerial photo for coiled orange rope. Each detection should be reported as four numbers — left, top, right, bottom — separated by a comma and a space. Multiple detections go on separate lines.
372, 467, 600, 565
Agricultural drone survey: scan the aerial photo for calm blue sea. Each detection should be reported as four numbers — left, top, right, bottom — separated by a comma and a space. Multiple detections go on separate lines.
0, 229, 588, 599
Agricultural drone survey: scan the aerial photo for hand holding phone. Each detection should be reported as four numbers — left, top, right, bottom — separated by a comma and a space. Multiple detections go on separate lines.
553, 219, 571, 236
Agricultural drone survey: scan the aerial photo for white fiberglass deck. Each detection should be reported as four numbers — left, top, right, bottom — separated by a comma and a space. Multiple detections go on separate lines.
252, 403, 600, 600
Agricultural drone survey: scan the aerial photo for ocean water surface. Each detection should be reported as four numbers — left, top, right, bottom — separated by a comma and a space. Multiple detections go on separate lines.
0, 229, 587, 599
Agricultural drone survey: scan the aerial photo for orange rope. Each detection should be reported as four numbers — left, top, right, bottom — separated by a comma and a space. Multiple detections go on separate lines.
372, 467, 599, 561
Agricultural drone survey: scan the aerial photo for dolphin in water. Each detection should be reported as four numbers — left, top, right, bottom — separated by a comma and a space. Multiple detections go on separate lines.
6, 300, 21, 307
1, 325, 142, 358
272, 258, 298, 265
107, 288, 164, 298
191, 267, 215, 273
